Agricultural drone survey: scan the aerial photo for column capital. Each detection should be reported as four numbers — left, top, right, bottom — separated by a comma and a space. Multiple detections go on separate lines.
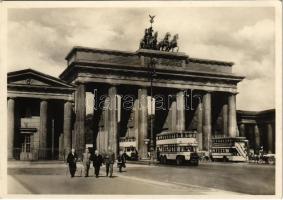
138, 87, 149, 94
178, 89, 187, 93
7, 97, 15, 100
64, 100, 72, 103
74, 80, 85, 86
102, 83, 119, 89
202, 90, 213, 94
226, 91, 239, 96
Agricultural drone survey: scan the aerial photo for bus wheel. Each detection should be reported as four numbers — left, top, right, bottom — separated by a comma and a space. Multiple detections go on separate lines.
160, 156, 164, 164
193, 160, 199, 166
176, 156, 184, 166
163, 156, 167, 164
268, 157, 275, 165
223, 156, 228, 162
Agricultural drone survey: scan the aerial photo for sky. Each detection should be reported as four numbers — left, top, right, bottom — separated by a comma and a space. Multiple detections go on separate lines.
7, 6, 276, 111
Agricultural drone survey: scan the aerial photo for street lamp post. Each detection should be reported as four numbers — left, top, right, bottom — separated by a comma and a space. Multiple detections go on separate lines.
148, 57, 157, 160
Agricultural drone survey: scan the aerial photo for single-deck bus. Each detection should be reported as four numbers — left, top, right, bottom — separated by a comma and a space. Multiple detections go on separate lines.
156, 131, 199, 166
211, 136, 249, 162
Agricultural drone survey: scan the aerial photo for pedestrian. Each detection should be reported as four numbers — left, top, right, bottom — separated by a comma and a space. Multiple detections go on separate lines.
91, 150, 103, 178
104, 147, 115, 178
156, 147, 160, 161
259, 146, 264, 163
117, 150, 126, 172
82, 148, 91, 177
67, 148, 78, 178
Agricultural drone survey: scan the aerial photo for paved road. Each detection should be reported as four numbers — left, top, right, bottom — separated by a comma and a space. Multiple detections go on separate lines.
7, 162, 274, 195
124, 162, 275, 195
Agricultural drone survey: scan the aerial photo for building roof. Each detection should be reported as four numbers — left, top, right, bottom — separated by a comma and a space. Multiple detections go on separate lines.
236, 109, 275, 123
8, 68, 74, 88
65, 46, 234, 67
8, 68, 75, 101
60, 46, 244, 91
237, 109, 275, 116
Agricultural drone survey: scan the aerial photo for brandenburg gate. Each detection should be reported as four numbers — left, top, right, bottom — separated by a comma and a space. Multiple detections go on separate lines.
59, 45, 243, 157
7, 17, 246, 160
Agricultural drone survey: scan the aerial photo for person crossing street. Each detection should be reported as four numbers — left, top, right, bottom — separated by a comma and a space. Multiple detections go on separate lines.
66, 148, 78, 178
91, 150, 103, 178
104, 147, 115, 178
117, 151, 126, 172
82, 148, 91, 177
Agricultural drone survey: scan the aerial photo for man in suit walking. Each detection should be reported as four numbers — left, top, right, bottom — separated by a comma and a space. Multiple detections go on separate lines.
104, 147, 115, 178
91, 150, 103, 178
67, 148, 78, 178
82, 148, 91, 177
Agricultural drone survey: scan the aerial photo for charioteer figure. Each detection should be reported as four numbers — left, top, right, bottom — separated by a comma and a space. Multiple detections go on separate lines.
139, 15, 179, 52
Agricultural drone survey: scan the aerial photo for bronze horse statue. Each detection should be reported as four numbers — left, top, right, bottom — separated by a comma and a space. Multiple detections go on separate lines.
169, 34, 179, 52
158, 32, 171, 51
139, 28, 148, 49
150, 32, 158, 50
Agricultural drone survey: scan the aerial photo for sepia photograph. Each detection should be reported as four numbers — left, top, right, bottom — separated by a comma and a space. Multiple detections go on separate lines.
1, 1, 282, 198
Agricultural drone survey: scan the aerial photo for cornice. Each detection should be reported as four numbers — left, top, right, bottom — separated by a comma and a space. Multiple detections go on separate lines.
67, 61, 244, 83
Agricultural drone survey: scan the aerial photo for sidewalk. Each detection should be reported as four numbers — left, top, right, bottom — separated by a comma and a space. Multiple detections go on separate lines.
8, 160, 66, 169
7, 175, 31, 194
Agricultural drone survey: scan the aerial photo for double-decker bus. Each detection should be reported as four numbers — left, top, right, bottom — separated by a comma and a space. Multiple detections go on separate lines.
156, 131, 199, 166
211, 136, 249, 162
119, 137, 138, 160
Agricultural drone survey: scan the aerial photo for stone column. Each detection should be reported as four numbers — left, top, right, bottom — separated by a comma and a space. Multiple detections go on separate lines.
254, 124, 260, 153
169, 100, 177, 131
59, 133, 64, 160
108, 86, 118, 156
176, 91, 185, 132
228, 93, 237, 137
138, 88, 148, 159
104, 99, 109, 153
63, 101, 72, 156
134, 99, 139, 150
222, 100, 228, 136
39, 100, 48, 159
239, 123, 246, 137
7, 97, 15, 160
197, 101, 203, 151
74, 84, 86, 156
96, 128, 102, 153
267, 123, 273, 153
202, 92, 212, 151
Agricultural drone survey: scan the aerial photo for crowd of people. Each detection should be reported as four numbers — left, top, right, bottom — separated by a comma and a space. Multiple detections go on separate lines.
66, 147, 127, 178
